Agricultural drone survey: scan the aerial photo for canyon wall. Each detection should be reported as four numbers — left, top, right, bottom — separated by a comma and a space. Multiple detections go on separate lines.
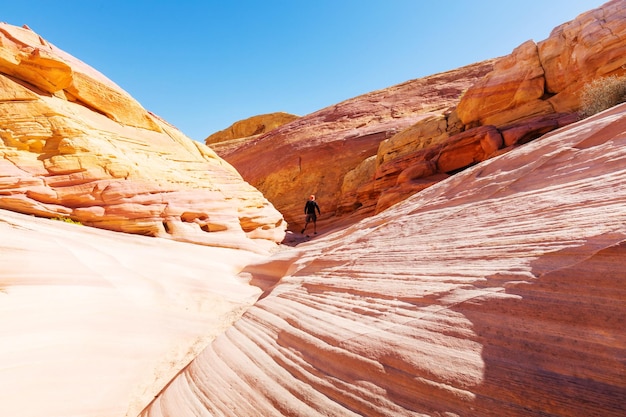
210, 0, 626, 233
146, 100, 626, 417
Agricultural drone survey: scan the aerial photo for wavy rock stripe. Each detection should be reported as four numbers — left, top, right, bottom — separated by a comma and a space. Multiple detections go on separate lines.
143, 105, 626, 416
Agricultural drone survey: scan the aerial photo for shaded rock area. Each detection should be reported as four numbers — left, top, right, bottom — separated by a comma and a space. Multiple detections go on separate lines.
0, 23, 286, 253
210, 0, 626, 234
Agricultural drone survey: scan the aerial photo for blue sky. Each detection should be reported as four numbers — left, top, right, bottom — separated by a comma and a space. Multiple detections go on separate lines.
2, 1, 605, 141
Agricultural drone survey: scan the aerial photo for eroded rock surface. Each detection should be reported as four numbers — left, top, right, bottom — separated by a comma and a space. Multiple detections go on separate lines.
143, 102, 626, 417
0, 23, 286, 253
211, 0, 626, 232
213, 61, 495, 231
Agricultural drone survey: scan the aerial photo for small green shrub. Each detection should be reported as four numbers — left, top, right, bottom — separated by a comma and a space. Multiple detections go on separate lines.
579, 74, 626, 118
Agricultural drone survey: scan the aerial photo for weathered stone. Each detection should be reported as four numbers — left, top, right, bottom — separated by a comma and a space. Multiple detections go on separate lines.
539, 0, 626, 112
205, 112, 299, 147
143, 102, 626, 417
456, 40, 549, 127
0, 23, 286, 252
500, 113, 580, 147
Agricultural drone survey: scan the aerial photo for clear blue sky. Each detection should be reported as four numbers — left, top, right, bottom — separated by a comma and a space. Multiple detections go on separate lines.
2, 1, 605, 141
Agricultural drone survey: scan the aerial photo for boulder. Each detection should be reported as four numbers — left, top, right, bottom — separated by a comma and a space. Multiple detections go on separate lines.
456, 40, 551, 127
539, 0, 626, 112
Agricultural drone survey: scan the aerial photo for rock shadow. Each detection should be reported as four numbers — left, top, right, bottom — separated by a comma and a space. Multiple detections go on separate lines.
455, 236, 626, 416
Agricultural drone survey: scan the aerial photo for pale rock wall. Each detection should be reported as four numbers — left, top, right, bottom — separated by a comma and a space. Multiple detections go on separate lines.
0, 208, 266, 417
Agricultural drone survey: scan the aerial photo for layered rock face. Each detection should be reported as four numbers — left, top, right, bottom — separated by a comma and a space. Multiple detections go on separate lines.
212, 61, 495, 230
0, 23, 285, 252
143, 102, 626, 417
205, 112, 299, 154
211, 0, 626, 231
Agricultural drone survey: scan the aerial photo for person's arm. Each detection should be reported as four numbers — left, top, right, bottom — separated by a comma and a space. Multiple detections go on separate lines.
316, 202, 321, 214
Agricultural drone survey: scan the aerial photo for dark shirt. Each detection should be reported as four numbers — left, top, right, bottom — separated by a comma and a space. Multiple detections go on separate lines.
304, 200, 320, 215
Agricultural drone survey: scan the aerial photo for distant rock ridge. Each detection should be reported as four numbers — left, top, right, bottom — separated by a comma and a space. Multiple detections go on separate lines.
0, 23, 286, 253
205, 112, 299, 154
208, 0, 626, 234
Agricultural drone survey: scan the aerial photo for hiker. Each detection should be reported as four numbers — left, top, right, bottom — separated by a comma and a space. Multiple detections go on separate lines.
301, 194, 321, 235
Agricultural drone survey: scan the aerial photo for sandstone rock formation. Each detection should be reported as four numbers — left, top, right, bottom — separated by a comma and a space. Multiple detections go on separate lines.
0, 208, 266, 417
213, 61, 496, 231
457, 0, 626, 126
206, 112, 299, 154
143, 101, 626, 417
0, 23, 286, 253
211, 0, 626, 232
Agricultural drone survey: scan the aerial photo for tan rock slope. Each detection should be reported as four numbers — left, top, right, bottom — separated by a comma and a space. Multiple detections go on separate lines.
210, 0, 626, 233
145, 101, 626, 417
0, 23, 286, 253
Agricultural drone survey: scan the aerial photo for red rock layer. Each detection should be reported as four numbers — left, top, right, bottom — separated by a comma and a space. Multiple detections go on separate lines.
142, 105, 626, 416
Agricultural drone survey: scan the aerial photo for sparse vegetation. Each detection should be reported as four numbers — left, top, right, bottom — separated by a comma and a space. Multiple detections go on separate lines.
579, 74, 626, 118
52, 216, 83, 225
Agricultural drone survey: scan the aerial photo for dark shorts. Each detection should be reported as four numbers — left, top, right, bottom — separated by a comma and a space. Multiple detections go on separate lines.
305, 213, 317, 222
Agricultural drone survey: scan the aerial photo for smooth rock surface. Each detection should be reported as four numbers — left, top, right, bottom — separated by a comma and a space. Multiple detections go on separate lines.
143, 103, 626, 417
0, 208, 264, 417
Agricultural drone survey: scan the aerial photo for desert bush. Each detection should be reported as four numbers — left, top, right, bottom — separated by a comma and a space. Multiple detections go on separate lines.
579, 74, 626, 117
52, 216, 82, 225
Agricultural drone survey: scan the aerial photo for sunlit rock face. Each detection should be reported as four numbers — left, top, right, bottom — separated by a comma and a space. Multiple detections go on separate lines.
0, 23, 286, 252
456, 0, 626, 128
213, 0, 626, 232
0, 208, 266, 417
143, 102, 626, 417
214, 60, 495, 231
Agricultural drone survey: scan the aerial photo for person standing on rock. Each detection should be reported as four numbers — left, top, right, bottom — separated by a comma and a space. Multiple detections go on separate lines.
301, 194, 321, 235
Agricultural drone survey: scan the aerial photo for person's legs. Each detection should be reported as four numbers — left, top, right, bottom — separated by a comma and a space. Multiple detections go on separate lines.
301, 215, 310, 234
